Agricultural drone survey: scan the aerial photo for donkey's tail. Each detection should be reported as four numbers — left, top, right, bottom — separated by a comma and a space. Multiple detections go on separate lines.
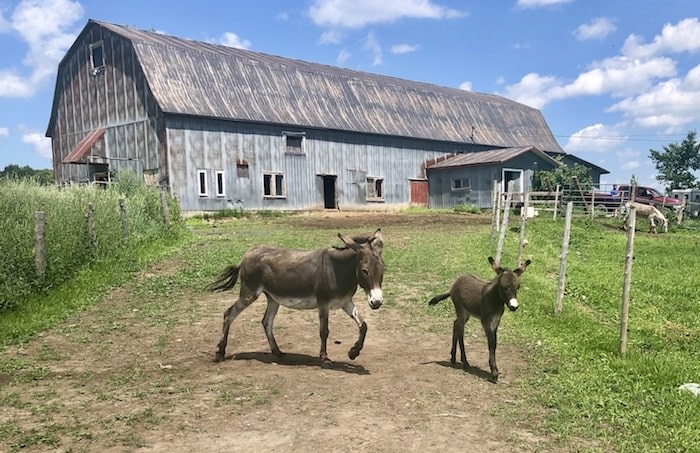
206, 265, 240, 292
428, 293, 450, 305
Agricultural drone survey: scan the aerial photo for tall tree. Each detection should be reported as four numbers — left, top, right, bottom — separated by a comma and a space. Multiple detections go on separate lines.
532, 156, 593, 191
649, 130, 700, 191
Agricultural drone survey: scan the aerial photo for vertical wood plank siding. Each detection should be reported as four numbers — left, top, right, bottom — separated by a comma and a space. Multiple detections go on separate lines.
51, 26, 164, 185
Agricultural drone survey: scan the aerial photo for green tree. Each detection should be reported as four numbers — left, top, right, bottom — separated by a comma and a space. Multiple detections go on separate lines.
532, 156, 593, 191
649, 130, 700, 191
0, 165, 53, 185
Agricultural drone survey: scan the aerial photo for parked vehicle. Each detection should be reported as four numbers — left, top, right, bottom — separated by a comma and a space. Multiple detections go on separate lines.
580, 184, 683, 214
671, 189, 700, 218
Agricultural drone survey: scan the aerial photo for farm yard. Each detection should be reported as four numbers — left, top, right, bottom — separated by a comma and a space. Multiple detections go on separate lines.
1, 209, 699, 452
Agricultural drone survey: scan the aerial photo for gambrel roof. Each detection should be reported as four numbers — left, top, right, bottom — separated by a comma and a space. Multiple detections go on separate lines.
48, 19, 565, 153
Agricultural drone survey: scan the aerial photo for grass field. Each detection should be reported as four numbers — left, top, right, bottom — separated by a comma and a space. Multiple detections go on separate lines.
1, 210, 698, 451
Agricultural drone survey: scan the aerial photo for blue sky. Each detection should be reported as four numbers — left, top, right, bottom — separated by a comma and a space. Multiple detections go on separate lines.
1, 0, 698, 189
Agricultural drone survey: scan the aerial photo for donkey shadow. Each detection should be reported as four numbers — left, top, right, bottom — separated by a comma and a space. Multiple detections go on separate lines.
222, 351, 370, 375
424, 360, 497, 383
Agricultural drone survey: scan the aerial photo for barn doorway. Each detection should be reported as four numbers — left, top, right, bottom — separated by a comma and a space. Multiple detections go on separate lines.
410, 179, 428, 207
322, 175, 337, 209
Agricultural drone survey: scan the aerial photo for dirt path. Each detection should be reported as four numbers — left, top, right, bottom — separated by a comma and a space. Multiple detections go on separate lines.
0, 213, 563, 452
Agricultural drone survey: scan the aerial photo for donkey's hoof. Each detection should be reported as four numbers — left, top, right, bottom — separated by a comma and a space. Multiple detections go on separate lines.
214, 352, 225, 362
348, 348, 360, 360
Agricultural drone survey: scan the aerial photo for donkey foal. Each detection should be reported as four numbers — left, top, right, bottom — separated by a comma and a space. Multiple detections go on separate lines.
429, 257, 531, 382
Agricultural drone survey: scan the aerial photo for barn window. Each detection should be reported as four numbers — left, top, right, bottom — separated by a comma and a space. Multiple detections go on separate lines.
90, 41, 105, 73
237, 162, 249, 178
263, 172, 286, 198
367, 177, 384, 201
215, 171, 225, 197
284, 132, 305, 154
197, 170, 208, 197
451, 177, 471, 191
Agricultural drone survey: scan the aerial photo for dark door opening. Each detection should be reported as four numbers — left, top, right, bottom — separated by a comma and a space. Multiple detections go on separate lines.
322, 175, 337, 209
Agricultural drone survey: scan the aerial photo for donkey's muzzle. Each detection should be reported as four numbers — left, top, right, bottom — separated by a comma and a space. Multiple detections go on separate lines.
507, 298, 519, 312
368, 288, 383, 310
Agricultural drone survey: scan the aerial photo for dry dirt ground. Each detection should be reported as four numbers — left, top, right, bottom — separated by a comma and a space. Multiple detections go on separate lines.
0, 211, 565, 452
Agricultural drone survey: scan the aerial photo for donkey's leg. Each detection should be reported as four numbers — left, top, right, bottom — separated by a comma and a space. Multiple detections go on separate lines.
318, 303, 331, 363
215, 287, 259, 362
483, 315, 501, 381
342, 301, 367, 360
451, 308, 469, 369
261, 299, 282, 357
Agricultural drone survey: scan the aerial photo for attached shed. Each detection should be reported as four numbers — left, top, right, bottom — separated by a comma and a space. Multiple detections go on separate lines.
47, 19, 606, 213
426, 146, 559, 209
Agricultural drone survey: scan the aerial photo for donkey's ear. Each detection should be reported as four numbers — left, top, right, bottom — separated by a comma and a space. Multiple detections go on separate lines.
371, 228, 383, 254
338, 233, 361, 251
488, 256, 504, 274
515, 259, 532, 276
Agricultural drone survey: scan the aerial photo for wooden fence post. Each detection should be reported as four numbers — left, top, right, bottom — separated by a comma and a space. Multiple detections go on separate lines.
553, 184, 560, 220
86, 203, 98, 258
119, 198, 129, 242
495, 182, 514, 264
160, 189, 171, 228
555, 202, 574, 315
517, 192, 530, 267
34, 211, 46, 282
491, 179, 500, 242
620, 207, 636, 355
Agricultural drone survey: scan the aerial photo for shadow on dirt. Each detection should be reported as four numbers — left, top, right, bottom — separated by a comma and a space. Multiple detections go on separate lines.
224, 351, 371, 375
422, 360, 496, 383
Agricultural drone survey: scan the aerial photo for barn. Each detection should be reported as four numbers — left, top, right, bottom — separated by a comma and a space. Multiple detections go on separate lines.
47, 19, 607, 213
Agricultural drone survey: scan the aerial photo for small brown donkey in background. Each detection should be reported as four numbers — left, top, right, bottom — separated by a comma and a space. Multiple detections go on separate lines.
429, 257, 531, 382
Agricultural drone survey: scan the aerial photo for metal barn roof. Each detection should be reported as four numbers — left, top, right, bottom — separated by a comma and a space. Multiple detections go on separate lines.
427, 146, 559, 169
50, 20, 565, 153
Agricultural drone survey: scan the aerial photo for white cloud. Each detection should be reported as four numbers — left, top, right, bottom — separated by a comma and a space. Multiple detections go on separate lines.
574, 17, 616, 41
458, 81, 472, 91
22, 132, 52, 160
336, 48, 351, 65
390, 43, 419, 54
319, 29, 344, 45
503, 56, 677, 108
218, 32, 251, 49
308, 0, 466, 29
566, 123, 627, 153
516, 0, 573, 9
607, 64, 700, 130
0, 0, 83, 98
363, 31, 382, 66
622, 18, 700, 59
621, 160, 640, 171
0, 127, 8, 138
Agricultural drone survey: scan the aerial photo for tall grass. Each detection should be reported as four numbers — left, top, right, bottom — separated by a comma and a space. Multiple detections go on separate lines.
0, 174, 183, 312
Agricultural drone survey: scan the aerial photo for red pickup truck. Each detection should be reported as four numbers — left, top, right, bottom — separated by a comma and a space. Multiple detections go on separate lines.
584, 184, 683, 213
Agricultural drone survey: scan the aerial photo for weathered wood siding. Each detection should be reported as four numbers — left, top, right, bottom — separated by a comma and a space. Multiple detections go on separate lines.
49, 26, 164, 184
165, 116, 479, 212
428, 153, 554, 209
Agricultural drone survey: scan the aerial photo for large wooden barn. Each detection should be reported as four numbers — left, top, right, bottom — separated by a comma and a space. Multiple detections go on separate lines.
47, 19, 607, 213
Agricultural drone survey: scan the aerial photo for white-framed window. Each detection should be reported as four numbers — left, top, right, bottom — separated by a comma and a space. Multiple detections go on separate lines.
197, 170, 208, 197
283, 131, 305, 154
215, 170, 225, 197
263, 172, 286, 198
451, 177, 471, 191
367, 177, 385, 201
90, 41, 105, 73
